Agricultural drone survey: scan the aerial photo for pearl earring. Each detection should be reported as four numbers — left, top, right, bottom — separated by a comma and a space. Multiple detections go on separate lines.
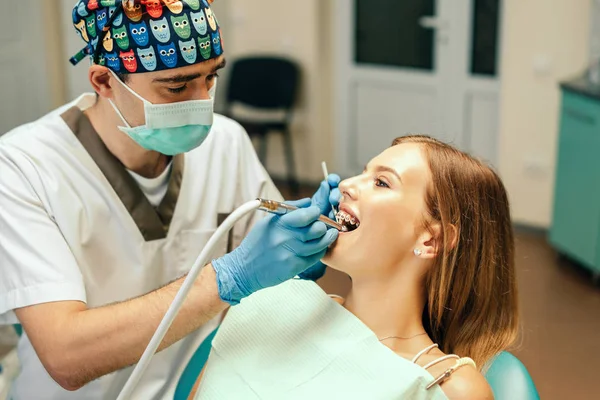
413, 249, 422, 257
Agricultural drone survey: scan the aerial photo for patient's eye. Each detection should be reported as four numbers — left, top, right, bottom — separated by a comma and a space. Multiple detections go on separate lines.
375, 178, 389, 188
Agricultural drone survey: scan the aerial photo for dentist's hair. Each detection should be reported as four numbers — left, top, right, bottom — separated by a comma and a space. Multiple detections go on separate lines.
392, 135, 519, 370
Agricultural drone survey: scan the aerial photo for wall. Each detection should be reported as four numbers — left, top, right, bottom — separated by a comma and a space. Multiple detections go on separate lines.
43, 1, 68, 109
218, 0, 335, 183
497, 0, 591, 228
60, 0, 92, 101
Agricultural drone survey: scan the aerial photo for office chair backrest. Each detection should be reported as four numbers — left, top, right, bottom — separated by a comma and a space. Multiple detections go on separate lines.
226, 57, 300, 110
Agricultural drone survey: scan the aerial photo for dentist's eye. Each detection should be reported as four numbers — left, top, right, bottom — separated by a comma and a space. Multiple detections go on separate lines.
375, 178, 389, 188
207, 73, 220, 81
167, 85, 187, 94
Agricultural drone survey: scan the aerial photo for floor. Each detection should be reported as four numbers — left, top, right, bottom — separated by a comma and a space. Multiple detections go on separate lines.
282, 183, 600, 400
1, 184, 598, 399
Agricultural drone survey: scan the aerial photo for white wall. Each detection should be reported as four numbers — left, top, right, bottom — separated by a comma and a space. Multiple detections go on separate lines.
497, 0, 591, 227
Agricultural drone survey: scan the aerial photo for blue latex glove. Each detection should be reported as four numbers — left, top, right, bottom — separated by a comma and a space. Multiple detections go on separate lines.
310, 174, 341, 219
212, 202, 339, 305
298, 174, 342, 281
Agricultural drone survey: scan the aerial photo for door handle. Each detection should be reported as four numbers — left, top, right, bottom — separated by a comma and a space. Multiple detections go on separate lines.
418, 16, 449, 30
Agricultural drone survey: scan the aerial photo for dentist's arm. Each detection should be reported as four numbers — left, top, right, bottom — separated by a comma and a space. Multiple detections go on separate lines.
16, 204, 337, 391
15, 265, 227, 391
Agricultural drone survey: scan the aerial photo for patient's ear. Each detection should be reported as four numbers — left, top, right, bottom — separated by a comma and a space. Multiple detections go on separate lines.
418, 223, 458, 258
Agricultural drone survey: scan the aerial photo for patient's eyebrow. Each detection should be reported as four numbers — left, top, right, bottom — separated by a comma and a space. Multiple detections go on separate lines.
365, 164, 402, 183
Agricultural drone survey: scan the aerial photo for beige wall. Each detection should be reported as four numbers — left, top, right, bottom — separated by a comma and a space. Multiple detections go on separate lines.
218, 0, 335, 183
43, 0, 68, 109
498, 0, 591, 227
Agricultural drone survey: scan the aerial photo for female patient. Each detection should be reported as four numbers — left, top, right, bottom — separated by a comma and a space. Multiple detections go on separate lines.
191, 135, 518, 399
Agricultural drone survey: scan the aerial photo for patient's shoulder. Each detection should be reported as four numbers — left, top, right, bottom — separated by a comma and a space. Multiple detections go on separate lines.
439, 364, 493, 400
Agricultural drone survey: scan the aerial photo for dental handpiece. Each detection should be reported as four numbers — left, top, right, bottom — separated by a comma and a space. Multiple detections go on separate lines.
257, 198, 347, 232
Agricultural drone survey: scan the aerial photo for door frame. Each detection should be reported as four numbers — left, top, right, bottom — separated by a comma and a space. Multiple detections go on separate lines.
332, 0, 505, 177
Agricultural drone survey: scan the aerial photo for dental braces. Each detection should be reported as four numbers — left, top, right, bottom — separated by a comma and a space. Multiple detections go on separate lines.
336, 210, 360, 231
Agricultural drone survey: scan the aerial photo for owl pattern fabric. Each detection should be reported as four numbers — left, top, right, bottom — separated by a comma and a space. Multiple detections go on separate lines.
70, 0, 223, 73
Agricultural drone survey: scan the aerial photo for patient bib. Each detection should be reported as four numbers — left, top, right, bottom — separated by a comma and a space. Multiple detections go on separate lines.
196, 279, 448, 399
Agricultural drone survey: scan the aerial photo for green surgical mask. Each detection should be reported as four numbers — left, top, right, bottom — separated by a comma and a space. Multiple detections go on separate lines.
108, 70, 215, 155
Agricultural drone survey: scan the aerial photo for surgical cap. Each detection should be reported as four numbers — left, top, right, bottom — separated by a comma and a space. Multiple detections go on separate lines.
70, 0, 223, 73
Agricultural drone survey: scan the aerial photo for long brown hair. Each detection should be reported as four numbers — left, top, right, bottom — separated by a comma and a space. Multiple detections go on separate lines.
392, 135, 519, 370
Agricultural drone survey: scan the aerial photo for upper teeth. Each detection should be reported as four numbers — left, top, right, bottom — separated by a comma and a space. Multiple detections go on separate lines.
336, 210, 359, 227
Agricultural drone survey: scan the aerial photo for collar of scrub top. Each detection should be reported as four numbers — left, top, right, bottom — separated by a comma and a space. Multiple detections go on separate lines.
69, 0, 223, 74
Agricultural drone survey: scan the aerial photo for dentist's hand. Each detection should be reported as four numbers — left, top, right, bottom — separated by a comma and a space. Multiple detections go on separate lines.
212, 201, 339, 305
298, 174, 342, 281
310, 174, 341, 219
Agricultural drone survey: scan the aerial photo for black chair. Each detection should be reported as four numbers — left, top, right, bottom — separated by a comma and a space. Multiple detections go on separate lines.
224, 57, 300, 195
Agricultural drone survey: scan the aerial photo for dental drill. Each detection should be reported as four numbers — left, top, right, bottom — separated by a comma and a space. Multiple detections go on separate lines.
258, 199, 346, 232
117, 198, 344, 399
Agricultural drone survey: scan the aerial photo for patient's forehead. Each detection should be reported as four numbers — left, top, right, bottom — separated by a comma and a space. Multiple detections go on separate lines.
371, 143, 431, 186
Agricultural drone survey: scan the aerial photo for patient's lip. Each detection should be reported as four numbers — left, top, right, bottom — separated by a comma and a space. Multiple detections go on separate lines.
338, 203, 359, 222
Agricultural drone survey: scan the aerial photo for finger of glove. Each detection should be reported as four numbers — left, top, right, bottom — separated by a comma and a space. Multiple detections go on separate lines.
289, 228, 338, 257
284, 198, 311, 208
327, 174, 341, 188
329, 188, 341, 208
298, 261, 327, 281
311, 180, 331, 215
278, 221, 327, 242
298, 250, 328, 273
279, 205, 321, 228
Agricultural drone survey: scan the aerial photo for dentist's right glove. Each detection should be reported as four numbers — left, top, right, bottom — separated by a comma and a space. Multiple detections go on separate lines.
212, 202, 339, 305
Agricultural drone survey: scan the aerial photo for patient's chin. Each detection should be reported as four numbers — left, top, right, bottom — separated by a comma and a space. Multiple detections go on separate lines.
322, 245, 349, 272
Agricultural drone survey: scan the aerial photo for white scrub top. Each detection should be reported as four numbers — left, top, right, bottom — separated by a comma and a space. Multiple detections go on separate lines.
0, 94, 283, 400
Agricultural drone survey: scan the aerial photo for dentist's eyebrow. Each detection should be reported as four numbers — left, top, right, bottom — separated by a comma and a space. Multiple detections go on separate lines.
152, 59, 227, 84
153, 73, 202, 84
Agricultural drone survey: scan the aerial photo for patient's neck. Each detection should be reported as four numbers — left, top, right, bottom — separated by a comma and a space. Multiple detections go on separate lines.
344, 269, 430, 354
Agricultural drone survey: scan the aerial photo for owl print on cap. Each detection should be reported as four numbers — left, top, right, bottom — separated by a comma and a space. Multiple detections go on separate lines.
112, 25, 130, 50
190, 10, 207, 35
179, 39, 197, 64
120, 49, 138, 72
138, 46, 158, 71
150, 17, 171, 43
171, 15, 191, 40
158, 43, 178, 68
130, 21, 149, 46
106, 52, 120, 71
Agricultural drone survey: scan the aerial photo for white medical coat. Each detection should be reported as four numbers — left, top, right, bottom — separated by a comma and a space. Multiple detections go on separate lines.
0, 94, 282, 399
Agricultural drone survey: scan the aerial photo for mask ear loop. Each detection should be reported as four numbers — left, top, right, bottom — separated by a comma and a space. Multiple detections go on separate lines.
108, 69, 149, 104
107, 69, 148, 129
108, 98, 132, 129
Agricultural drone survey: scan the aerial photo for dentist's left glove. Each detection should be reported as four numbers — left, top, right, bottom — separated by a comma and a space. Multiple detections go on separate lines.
212, 202, 339, 305
297, 174, 341, 281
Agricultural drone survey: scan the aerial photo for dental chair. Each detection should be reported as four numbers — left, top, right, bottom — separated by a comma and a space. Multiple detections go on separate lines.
484, 351, 540, 400
174, 327, 540, 400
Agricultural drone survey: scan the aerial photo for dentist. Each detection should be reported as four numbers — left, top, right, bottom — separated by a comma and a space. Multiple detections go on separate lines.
0, 1, 339, 399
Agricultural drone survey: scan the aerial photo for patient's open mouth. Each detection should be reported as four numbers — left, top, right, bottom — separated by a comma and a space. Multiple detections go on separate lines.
336, 209, 360, 232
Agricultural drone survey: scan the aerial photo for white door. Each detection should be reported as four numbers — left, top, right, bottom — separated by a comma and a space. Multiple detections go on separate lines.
334, 0, 502, 176
0, 1, 53, 135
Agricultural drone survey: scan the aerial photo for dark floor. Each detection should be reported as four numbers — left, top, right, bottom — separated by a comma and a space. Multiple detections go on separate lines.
283, 183, 600, 400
